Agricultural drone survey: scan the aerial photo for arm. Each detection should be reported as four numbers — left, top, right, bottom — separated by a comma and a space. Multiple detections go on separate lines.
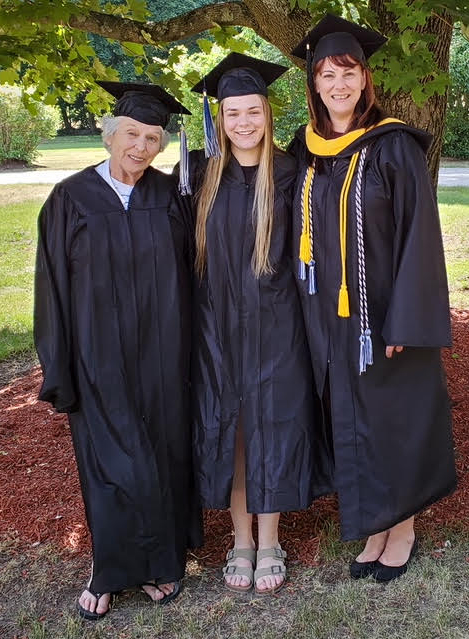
379, 132, 451, 348
34, 186, 78, 412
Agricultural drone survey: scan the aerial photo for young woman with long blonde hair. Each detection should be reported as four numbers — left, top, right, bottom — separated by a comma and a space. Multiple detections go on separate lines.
186, 54, 325, 594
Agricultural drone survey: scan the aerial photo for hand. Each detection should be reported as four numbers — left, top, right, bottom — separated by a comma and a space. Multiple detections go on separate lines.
386, 345, 404, 358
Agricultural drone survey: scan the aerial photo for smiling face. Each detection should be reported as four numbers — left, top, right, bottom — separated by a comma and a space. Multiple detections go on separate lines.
107, 116, 163, 185
222, 94, 266, 165
314, 57, 366, 132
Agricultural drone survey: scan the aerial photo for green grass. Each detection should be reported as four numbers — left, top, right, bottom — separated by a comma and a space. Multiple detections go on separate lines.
0, 194, 40, 359
0, 185, 467, 362
438, 187, 469, 309
35, 134, 179, 170
1, 533, 469, 639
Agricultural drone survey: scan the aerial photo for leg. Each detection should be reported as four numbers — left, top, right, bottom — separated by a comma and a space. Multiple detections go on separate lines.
378, 516, 415, 566
354, 530, 389, 563
224, 424, 255, 590
255, 513, 286, 593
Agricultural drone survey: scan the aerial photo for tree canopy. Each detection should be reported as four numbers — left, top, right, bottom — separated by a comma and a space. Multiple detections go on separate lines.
1, 0, 468, 177
0, 0, 467, 108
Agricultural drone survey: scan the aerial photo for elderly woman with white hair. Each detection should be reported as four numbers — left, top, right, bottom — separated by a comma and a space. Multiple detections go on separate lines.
34, 82, 202, 619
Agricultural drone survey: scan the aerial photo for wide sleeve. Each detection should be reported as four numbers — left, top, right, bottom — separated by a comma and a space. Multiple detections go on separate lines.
34, 185, 79, 412
379, 132, 451, 347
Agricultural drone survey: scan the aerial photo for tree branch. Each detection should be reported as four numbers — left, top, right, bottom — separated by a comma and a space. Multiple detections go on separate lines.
68, 2, 257, 44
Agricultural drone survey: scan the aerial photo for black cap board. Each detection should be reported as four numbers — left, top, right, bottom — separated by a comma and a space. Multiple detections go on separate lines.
97, 81, 190, 128
191, 52, 288, 101
291, 14, 386, 67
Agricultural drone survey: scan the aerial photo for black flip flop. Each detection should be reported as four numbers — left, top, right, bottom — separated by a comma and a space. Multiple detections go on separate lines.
77, 589, 114, 621
140, 580, 181, 605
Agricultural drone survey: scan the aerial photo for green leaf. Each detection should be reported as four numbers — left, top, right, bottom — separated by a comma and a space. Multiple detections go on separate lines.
125, 0, 148, 22
77, 44, 95, 59
0, 68, 19, 84
140, 30, 155, 45
197, 39, 213, 55
400, 31, 415, 56
122, 41, 145, 57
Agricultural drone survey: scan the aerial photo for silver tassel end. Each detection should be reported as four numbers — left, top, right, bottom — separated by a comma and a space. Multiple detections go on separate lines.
298, 259, 306, 280
308, 260, 317, 295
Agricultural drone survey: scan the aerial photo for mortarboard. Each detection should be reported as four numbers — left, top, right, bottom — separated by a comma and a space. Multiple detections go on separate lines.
291, 13, 386, 67
191, 52, 287, 101
191, 53, 288, 158
97, 81, 190, 129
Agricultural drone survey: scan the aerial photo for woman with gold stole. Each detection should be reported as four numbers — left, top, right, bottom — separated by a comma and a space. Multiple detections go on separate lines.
288, 14, 456, 582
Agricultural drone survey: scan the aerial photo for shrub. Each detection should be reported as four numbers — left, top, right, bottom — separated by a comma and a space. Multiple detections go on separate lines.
0, 88, 58, 165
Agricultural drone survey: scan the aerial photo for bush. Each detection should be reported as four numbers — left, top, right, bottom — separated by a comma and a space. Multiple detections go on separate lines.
0, 88, 58, 165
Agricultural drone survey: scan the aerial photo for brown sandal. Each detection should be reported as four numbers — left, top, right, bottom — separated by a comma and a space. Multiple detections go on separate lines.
222, 548, 256, 592
254, 547, 287, 595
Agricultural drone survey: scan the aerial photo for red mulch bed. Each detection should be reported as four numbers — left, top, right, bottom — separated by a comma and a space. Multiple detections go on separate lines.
1, 309, 468, 566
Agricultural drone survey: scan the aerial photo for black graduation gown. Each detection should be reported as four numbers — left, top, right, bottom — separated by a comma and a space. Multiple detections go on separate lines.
189, 150, 327, 514
288, 122, 457, 540
34, 166, 203, 593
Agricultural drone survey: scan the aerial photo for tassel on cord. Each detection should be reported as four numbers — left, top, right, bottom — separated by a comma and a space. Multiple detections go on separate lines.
203, 89, 221, 158
298, 162, 315, 286
359, 329, 374, 374
298, 259, 306, 280
338, 284, 350, 317
308, 260, 317, 295
178, 121, 191, 196
306, 43, 313, 97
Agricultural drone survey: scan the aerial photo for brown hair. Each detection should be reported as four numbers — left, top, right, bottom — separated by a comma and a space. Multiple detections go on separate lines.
195, 94, 275, 278
307, 54, 386, 138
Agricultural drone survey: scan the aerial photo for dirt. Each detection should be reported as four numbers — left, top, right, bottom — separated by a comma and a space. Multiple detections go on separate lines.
0, 310, 468, 567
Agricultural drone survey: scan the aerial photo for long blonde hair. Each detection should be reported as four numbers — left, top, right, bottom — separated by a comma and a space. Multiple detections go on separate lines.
195, 94, 275, 278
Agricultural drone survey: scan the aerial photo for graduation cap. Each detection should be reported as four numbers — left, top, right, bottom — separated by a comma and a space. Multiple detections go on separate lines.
97, 81, 190, 129
191, 53, 288, 158
98, 81, 193, 196
291, 14, 386, 106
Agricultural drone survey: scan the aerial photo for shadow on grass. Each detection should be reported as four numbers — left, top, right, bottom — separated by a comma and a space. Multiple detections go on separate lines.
437, 186, 469, 206
0, 326, 34, 362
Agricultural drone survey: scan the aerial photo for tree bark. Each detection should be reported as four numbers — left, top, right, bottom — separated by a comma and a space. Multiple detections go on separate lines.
69, 3, 255, 44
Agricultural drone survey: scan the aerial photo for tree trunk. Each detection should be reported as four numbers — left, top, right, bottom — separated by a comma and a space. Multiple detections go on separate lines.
370, 1, 453, 185
58, 98, 72, 134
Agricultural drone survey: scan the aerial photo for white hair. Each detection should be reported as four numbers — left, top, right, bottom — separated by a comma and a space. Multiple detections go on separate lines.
101, 115, 171, 153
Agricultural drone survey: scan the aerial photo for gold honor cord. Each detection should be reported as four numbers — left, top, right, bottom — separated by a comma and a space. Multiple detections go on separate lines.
299, 163, 315, 264
338, 151, 359, 318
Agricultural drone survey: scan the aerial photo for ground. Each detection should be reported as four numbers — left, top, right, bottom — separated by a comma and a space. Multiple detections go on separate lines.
0, 310, 468, 639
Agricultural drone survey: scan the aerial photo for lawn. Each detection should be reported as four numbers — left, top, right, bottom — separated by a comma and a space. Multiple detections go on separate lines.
35, 134, 180, 170
0, 185, 468, 361
1, 533, 468, 639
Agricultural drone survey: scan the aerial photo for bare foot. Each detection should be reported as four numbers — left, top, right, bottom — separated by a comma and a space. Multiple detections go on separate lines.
78, 590, 111, 615
355, 530, 389, 563
255, 547, 285, 593
379, 518, 415, 566
141, 581, 176, 601
224, 553, 254, 589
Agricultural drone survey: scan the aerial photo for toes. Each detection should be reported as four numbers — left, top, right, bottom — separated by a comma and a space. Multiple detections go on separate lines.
142, 584, 164, 601
79, 590, 95, 613
158, 582, 174, 596
96, 594, 110, 614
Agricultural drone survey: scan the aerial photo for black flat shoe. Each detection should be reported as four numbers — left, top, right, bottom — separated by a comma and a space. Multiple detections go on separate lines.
373, 538, 418, 583
349, 559, 378, 579
140, 580, 181, 605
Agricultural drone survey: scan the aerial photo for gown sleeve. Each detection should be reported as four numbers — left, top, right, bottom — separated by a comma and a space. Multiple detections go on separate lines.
34, 185, 79, 412
378, 131, 452, 347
